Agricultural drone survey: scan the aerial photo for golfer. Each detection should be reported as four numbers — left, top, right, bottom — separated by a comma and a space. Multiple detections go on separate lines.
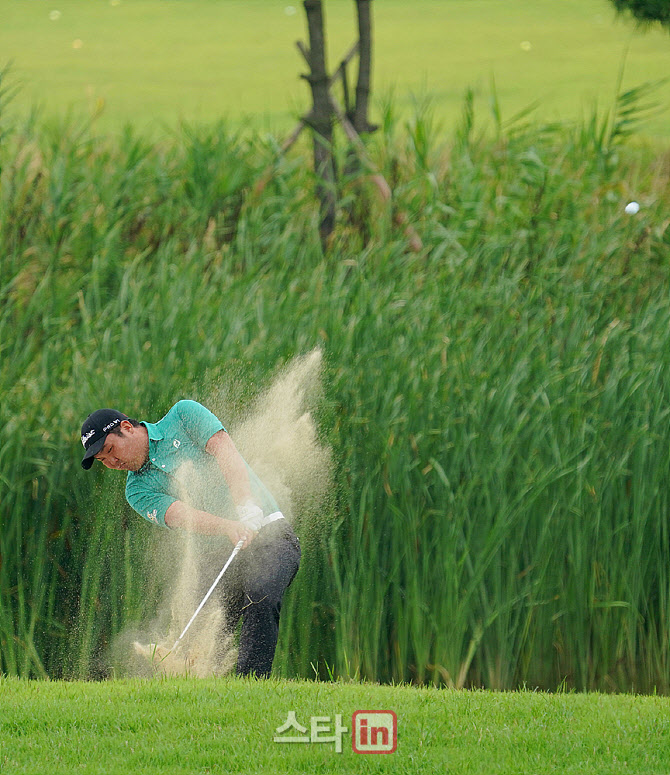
79, 399, 301, 678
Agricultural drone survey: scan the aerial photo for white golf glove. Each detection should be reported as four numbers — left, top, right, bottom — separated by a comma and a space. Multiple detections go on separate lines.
236, 499, 265, 531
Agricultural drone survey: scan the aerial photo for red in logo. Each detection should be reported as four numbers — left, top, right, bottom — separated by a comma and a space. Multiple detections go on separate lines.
352, 710, 397, 754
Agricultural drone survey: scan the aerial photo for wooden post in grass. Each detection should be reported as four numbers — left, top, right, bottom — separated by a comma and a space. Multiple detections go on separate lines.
302, 0, 337, 244
252, 0, 421, 252
352, 0, 377, 135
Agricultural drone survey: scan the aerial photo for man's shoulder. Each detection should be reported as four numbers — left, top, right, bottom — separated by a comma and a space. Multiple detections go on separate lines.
150, 400, 223, 445
164, 399, 208, 421
173, 398, 206, 412
151, 400, 200, 430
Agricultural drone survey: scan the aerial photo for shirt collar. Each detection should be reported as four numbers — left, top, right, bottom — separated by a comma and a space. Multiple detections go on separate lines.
142, 421, 164, 442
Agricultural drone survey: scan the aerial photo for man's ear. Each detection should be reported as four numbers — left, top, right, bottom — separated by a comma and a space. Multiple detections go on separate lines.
119, 420, 134, 433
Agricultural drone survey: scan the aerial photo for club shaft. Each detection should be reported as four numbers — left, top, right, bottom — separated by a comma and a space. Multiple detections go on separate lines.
172, 539, 244, 651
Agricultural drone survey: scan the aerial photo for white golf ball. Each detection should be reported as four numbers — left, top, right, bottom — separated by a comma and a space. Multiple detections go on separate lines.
624, 201, 640, 215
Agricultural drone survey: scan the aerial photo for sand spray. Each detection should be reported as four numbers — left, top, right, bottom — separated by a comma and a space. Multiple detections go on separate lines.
111, 348, 332, 677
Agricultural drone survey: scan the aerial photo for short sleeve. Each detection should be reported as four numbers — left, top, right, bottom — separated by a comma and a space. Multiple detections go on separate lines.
125, 475, 176, 528
174, 400, 225, 448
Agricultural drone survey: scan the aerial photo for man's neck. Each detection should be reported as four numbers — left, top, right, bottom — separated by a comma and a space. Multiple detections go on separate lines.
138, 425, 151, 470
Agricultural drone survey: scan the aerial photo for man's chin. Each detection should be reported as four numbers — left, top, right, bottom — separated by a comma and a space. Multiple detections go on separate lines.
128, 457, 150, 472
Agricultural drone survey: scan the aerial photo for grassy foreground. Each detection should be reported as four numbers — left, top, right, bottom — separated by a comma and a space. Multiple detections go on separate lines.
1, 677, 670, 774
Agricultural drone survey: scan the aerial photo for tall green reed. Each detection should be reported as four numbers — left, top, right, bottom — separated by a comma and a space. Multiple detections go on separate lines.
1, 84, 670, 692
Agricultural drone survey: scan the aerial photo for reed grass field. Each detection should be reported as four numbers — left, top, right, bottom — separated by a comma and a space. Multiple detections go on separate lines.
0, 0, 669, 136
2, 35, 670, 692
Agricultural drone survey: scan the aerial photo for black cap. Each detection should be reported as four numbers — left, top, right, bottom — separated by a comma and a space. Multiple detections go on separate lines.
80, 409, 129, 469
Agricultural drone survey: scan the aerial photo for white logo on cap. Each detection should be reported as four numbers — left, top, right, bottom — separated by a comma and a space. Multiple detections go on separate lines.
81, 429, 96, 447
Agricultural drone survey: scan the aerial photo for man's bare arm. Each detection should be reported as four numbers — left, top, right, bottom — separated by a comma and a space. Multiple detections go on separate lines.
165, 500, 254, 546
205, 430, 253, 505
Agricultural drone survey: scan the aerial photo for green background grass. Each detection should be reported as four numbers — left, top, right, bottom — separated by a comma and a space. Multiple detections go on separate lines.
2, 676, 670, 774
1, 0, 669, 135
3, 3, 670, 772
2, 92, 670, 689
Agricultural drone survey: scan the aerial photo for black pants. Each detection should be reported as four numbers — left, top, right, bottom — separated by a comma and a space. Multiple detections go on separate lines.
195, 519, 301, 678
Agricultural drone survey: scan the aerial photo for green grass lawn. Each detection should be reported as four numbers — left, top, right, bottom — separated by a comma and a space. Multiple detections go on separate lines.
1, 676, 670, 774
1, 0, 669, 136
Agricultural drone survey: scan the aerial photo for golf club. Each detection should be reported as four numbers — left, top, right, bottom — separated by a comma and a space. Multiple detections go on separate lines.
170, 538, 245, 654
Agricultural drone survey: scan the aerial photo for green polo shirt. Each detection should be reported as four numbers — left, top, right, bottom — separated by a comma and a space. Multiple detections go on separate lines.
125, 399, 279, 530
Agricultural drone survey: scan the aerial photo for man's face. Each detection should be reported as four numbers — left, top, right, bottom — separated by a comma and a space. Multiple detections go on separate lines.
94, 421, 148, 471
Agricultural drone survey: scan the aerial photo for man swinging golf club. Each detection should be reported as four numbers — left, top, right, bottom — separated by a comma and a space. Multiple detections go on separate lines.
79, 399, 301, 678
